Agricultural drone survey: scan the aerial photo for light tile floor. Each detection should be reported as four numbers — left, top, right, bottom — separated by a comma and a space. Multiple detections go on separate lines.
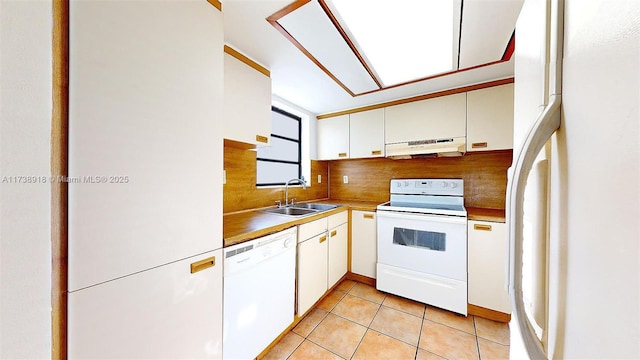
264, 280, 510, 360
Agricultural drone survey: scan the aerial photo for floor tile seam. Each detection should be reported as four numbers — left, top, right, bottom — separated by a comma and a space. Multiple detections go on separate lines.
304, 337, 349, 360
379, 303, 425, 322
296, 309, 331, 339
414, 312, 426, 360
422, 317, 477, 336
282, 336, 306, 360
343, 291, 385, 305
368, 321, 420, 349
476, 335, 510, 347
472, 314, 482, 360
325, 310, 372, 331
383, 305, 426, 319
348, 328, 375, 360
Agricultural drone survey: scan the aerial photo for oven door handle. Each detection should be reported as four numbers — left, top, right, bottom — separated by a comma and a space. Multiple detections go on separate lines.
376, 210, 467, 224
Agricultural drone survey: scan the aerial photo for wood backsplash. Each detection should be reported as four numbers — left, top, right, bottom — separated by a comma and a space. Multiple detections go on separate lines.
329, 150, 513, 209
224, 145, 329, 213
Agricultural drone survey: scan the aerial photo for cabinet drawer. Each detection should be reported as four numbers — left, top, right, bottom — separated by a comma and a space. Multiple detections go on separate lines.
298, 218, 327, 242
327, 210, 348, 229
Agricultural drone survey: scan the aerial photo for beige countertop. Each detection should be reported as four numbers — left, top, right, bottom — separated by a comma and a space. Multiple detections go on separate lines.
223, 199, 379, 247
223, 199, 505, 247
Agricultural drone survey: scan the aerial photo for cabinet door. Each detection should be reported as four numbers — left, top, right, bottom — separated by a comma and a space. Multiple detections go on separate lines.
297, 233, 329, 315
328, 222, 348, 288
466, 83, 514, 152
223, 51, 271, 146
351, 210, 377, 278
68, 0, 223, 291
350, 109, 385, 158
317, 115, 349, 160
468, 221, 511, 313
68, 249, 223, 359
385, 93, 466, 144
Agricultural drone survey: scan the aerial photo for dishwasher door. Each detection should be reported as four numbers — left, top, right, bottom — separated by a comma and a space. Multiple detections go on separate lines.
223, 227, 296, 360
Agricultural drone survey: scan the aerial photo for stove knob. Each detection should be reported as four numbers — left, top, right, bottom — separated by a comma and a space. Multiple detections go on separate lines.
404, 181, 409, 187
395, 182, 401, 188
450, 182, 457, 189
442, 181, 448, 188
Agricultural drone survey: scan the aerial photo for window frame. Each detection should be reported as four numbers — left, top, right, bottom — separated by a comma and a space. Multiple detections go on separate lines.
256, 106, 302, 187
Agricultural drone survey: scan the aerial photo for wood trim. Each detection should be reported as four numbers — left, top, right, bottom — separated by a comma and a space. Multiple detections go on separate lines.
223, 138, 257, 150
346, 272, 376, 287
347, 210, 352, 272
266, 1, 514, 98
206, 0, 222, 12
266, 0, 310, 21
502, 31, 516, 61
317, 0, 382, 89
52, 1, 69, 359
317, 78, 514, 119
466, 207, 506, 223
223, 45, 271, 77
266, 15, 356, 97
468, 304, 511, 323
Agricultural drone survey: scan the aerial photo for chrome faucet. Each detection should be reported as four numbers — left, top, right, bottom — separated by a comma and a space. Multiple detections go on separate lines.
284, 178, 307, 206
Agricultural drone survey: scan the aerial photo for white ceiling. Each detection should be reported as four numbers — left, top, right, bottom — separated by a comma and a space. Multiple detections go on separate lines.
223, 0, 523, 116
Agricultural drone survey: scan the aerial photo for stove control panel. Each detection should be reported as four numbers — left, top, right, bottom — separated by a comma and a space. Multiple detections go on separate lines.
390, 179, 464, 196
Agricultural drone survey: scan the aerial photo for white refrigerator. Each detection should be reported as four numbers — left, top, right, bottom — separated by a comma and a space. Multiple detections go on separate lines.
67, 1, 224, 358
508, 0, 639, 358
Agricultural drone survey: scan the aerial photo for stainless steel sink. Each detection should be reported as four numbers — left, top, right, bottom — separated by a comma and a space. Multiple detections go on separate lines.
293, 203, 339, 211
260, 203, 340, 217
261, 207, 318, 216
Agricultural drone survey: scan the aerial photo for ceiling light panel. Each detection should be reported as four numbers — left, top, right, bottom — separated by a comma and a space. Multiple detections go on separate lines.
328, 0, 461, 87
458, 0, 523, 68
278, 1, 380, 94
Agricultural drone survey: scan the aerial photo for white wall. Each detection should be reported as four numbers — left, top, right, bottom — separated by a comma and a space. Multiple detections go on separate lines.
0, 0, 53, 358
548, 0, 639, 358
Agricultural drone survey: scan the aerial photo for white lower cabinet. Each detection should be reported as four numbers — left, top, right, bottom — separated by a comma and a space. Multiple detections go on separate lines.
296, 211, 348, 315
350, 210, 377, 278
468, 220, 511, 313
68, 249, 223, 359
328, 222, 348, 288
297, 224, 329, 316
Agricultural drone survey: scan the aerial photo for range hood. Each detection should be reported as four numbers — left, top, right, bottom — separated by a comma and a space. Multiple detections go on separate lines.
385, 136, 466, 159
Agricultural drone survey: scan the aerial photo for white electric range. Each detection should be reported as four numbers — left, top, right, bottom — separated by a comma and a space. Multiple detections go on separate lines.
376, 179, 468, 315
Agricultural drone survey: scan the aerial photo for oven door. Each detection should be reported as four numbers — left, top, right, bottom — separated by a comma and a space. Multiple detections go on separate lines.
377, 210, 467, 281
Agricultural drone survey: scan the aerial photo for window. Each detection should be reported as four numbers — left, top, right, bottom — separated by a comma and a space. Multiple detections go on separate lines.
256, 106, 302, 186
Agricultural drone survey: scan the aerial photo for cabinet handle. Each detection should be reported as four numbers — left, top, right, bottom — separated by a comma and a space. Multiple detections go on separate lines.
474, 224, 492, 231
338, 152, 347, 158
330, 230, 337, 237
371, 150, 382, 156
471, 142, 488, 149
363, 213, 374, 219
319, 235, 327, 243
256, 135, 269, 143
190, 256, 216, 274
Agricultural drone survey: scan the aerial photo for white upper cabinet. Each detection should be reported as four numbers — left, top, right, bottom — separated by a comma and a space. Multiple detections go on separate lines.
223, 50, 271, 146
349, 108, 385, 158
317, 114, 349, 160
466, 83, 514, 152
384, 93, 467, 144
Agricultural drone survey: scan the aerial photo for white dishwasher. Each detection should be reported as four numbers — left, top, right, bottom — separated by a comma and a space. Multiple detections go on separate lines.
223, 227, 297, 360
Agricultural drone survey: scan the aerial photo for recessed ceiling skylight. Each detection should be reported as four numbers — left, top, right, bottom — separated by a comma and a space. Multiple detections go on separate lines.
327, 0, 458, 87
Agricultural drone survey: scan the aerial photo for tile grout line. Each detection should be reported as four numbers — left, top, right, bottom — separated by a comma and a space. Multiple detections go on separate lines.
473, 316, 482, 360
414, 306, 426, 360
347, 293, 385, 360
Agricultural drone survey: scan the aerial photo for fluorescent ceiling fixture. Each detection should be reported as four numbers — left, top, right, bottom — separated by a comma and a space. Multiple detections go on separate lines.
328, 0, 457, 87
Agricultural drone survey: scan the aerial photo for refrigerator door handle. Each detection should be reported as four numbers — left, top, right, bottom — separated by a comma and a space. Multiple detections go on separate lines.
507, 95, 561, 360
